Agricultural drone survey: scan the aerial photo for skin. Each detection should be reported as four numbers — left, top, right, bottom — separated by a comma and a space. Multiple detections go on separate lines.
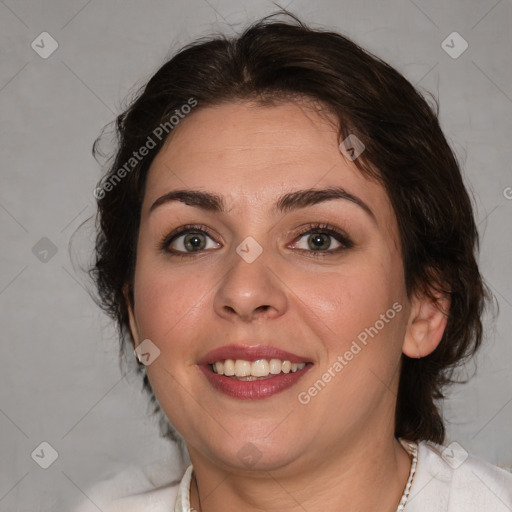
127, 100, 449, 511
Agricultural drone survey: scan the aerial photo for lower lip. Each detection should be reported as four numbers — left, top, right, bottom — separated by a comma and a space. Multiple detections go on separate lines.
199, 364, 312, 400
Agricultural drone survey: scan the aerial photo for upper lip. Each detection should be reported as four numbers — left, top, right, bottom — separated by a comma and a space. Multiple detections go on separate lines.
198, 344, 312, 365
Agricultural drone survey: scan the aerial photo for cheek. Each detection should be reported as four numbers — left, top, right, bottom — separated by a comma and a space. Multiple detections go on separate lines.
295, 250, 407, 396
131, 259, 214, 431
295, 252, 405, 346
132, 257, 212, 361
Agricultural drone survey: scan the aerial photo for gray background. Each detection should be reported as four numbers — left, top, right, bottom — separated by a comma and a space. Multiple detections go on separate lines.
0, 0, 511, 510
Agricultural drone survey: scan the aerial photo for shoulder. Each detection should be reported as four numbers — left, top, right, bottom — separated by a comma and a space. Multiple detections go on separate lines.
71, 457, 188, 512
407, 440, 512, 512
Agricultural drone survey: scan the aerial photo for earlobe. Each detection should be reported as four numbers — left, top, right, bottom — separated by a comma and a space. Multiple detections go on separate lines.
402, 291, 450, 359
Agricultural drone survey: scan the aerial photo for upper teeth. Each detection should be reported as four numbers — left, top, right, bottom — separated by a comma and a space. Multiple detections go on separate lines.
212, 359, 306, 377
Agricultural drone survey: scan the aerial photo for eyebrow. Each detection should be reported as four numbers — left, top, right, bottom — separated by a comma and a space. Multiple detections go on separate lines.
149, 186, 376, 221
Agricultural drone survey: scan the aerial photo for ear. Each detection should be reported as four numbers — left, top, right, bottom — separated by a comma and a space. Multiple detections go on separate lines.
124, 284, 141, 349
402, 288, 450, 359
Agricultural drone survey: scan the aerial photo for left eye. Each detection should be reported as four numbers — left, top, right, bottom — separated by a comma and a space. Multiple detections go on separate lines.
292, 231, 343, 251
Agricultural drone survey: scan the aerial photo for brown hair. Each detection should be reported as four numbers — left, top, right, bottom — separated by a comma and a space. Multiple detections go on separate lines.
91, 11, 491, 444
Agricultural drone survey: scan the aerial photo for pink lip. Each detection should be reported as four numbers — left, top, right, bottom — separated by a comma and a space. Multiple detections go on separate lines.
198, 344, 310, 365
199, 364, 312, 400
197, 344, 313, 400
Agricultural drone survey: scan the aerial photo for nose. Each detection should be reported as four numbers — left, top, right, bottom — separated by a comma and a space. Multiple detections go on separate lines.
213, 249, 288, 323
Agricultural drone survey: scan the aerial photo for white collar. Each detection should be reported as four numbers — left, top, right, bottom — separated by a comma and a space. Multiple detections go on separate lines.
174, 464, 194, 512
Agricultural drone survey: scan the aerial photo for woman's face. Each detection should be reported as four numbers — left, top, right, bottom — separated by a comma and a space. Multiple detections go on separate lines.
129, 100, 414, 473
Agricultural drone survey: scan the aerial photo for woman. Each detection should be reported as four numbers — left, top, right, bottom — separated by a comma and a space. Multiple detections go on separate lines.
79, 11, 512, 512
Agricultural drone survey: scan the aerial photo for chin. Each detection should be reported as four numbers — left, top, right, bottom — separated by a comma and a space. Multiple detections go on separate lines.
201, 432, 305, 473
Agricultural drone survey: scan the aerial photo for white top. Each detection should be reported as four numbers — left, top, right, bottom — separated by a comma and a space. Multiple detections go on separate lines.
72, 441, 512, 512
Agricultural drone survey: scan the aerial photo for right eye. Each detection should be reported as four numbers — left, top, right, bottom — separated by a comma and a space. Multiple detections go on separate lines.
161, 224, 221, 257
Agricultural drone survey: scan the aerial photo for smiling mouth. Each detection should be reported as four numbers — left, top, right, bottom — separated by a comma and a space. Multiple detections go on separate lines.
210, 358, 310, 380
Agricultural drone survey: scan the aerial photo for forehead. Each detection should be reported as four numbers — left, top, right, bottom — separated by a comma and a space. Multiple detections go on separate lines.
142, 101, 395, 231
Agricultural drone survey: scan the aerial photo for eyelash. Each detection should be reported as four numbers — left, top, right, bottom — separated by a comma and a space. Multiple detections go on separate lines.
159, 222, 354, 259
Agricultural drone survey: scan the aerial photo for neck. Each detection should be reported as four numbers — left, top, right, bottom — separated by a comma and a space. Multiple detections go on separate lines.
189, 434, 412, 512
